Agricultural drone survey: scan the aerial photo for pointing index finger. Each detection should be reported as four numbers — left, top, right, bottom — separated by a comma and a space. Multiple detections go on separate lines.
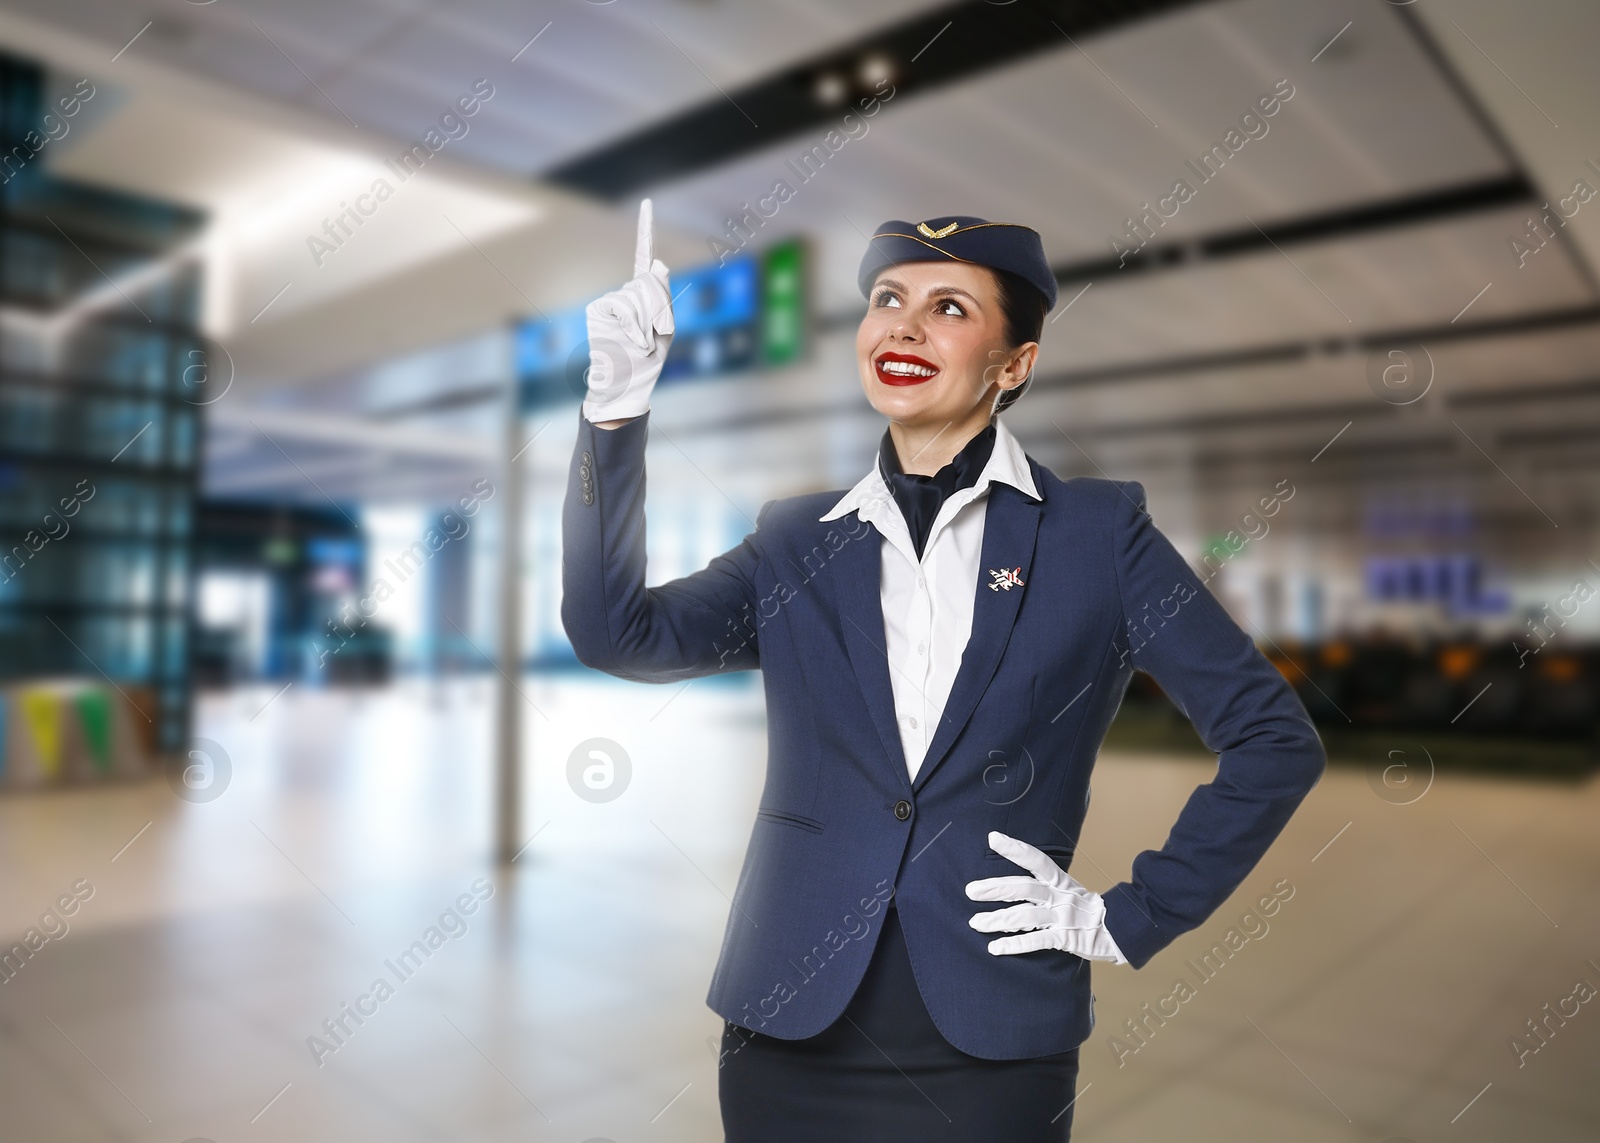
634, 198, 654, 278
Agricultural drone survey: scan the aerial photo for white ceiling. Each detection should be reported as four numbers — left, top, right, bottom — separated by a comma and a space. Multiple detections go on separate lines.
648, 0, 1512, 293
0, 0, 952, 174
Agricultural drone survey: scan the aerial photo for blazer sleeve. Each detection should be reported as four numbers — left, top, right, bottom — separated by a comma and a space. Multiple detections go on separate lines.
561, 408, 772, 683
1098, 479, 1325, 969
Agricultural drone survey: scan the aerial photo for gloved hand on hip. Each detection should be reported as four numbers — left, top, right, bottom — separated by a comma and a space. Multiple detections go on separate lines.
966, 831, 1127, 963
582, 197, 675, 423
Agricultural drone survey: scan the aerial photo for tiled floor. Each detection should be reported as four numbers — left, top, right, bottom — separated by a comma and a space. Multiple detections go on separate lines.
2, 675, 1597, 1141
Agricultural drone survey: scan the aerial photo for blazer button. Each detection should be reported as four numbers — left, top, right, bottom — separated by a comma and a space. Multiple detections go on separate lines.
581, 487, 594, 506
893, 799, 912, 821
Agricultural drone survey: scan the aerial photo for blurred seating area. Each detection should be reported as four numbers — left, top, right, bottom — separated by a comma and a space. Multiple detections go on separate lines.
1113, 633, 1600, 777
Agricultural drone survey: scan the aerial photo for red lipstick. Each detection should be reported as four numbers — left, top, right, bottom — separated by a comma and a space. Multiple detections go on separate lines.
874, 351, 940, 386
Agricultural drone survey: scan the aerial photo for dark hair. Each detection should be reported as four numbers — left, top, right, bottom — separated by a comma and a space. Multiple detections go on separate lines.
989, 267, 1049, 416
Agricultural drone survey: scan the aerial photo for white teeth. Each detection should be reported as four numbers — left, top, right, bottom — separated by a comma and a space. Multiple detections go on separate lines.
879, 360, 936, 377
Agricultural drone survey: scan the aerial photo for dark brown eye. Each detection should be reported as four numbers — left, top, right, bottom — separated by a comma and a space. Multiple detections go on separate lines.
873, 289, 901, 308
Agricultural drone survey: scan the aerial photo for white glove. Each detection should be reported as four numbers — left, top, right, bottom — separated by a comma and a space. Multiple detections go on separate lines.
966, 831, 1128, 964
582, 197, 675, 423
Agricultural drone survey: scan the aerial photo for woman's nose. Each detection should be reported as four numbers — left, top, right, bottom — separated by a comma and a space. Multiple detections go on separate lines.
890, 314, 924, 340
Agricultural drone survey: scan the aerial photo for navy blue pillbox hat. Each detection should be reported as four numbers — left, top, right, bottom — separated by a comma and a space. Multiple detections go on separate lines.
857, 216, 1058, 310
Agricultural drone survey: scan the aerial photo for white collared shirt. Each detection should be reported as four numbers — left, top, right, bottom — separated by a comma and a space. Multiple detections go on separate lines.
820, 418, 1040, 784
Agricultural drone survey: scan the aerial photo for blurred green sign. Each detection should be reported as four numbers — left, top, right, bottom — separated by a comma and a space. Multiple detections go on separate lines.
761, 239, 806, 366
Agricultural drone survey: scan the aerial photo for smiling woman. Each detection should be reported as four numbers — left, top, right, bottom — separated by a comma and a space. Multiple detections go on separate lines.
857, 261, 1050, 466
564, 204, 1326, 1142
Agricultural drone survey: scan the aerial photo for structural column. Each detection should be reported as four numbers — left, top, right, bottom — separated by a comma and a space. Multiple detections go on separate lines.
494, 377, 524, 864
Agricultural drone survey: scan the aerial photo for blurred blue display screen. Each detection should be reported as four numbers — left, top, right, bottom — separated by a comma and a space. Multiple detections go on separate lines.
307, 537, 362, 568
515, 253, 762, 412
513, 307, 588, 380
1365, 554, 1507, 613
669, 256, 758, 335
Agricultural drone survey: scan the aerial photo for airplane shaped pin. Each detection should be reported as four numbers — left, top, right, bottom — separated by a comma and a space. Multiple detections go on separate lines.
988, 567, 1025, 591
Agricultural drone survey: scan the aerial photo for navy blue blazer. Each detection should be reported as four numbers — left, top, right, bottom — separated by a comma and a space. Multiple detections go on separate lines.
561, 409, 1325, 1060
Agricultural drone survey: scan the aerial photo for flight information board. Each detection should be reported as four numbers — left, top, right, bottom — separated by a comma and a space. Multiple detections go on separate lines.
515, 239, 807, 413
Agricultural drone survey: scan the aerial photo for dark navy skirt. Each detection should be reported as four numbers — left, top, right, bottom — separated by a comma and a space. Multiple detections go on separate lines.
718, 904, 1083, 1142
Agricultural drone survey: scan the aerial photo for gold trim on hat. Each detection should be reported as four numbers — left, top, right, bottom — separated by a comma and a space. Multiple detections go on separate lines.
867, 233, 977, 263
866, 221, 1045, 270
877, 221, 1041, 244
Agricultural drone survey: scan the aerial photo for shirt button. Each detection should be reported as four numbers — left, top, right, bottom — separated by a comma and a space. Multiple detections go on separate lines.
893, 800, 912, 821
906, 716, 918, 729
917, 642, 926, 655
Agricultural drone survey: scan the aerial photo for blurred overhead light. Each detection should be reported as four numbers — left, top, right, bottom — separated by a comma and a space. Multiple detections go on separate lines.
858, 54, 897, 90
812, 72, 849, 107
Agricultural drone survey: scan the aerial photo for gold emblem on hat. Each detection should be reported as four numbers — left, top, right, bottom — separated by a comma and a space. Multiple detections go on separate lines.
917, 221, 959, 239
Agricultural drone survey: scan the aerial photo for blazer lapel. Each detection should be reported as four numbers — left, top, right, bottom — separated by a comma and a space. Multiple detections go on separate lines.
832, 513, 912, 790
912, 477, 1043, 794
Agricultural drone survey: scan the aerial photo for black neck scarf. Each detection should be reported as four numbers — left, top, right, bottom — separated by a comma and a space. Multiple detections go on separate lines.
877, 423, 997, 560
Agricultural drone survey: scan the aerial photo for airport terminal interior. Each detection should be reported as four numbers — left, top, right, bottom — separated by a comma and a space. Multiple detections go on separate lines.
2, 0, 1599, 1139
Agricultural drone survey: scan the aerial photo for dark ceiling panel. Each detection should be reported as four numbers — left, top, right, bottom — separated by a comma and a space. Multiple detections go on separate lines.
543, 0, 1206, 199
1052, 174, 1536, 284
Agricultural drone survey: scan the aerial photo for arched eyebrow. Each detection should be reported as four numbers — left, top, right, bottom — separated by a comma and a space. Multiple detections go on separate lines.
873, 278, 984, 307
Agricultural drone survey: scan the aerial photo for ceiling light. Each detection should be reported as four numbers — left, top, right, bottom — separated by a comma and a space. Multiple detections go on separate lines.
813, 72, 848, 106
858, 54, 896, 89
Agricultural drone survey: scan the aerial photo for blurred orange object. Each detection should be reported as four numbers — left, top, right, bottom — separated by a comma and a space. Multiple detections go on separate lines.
1539, 655, 1582, 683
1437, 645, 1480, 681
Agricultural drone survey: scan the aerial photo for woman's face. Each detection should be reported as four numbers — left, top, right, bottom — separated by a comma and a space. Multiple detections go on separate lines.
856, 261, 1034, 429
